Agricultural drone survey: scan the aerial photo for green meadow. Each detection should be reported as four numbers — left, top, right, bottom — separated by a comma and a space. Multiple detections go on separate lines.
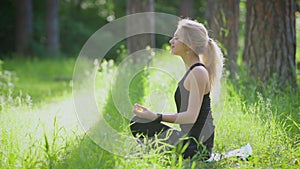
0, 50, 299, 168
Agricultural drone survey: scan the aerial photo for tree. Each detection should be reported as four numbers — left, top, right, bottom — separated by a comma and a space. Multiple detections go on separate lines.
46, 0, 59, 55
205, 0, 240, 77
126, 0, 155, 58
0, 0, 15, 57
179, 0, 194, 18
243, 0, 297, 88
15, 0, 33, 57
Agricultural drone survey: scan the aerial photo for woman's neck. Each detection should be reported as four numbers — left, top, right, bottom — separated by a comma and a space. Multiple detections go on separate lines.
181, 52, 200, 70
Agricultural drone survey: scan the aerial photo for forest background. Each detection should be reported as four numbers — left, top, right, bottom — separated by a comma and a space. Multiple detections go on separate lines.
0, 0, 299, 168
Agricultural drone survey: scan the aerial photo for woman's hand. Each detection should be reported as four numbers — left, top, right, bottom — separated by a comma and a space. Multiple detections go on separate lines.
132, 103, 158, 121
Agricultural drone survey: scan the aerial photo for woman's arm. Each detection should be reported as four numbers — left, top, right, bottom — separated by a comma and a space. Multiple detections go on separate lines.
133, 67, 210, 124
162, 67, 209, 124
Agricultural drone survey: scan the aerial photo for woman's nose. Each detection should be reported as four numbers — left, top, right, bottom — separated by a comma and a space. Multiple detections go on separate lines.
169, 38, 174, 44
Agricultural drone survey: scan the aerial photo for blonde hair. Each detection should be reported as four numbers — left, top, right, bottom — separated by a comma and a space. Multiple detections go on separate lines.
177, 19, 224, 103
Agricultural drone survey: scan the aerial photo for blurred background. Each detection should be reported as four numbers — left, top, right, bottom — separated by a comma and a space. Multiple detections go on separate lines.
0, 0, 299, 88
0, 1, 300, 168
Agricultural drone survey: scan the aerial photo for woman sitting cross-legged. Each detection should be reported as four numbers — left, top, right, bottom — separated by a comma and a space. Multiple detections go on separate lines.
130, 18, 224, 160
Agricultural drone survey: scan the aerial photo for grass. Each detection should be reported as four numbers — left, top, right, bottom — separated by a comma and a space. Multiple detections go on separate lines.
0, 51, 299, 168
2, 57, 75, 103
1, 14, 300, 166
0, 9, 299, 169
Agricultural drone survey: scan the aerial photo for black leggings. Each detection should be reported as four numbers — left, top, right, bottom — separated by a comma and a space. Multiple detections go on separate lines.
130, 116, 214, 159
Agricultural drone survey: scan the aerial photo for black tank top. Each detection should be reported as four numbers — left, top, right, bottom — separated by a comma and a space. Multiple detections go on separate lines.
174, 63, 211, 139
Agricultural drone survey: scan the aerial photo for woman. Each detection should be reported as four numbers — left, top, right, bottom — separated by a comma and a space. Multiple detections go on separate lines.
130, 19, 223, 159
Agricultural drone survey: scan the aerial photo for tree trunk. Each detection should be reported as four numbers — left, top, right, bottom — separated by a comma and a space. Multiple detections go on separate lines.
15, 0, 33, 57
126, 0, 155, 60
243, 0, 297, 88
179, 0, 194, 18
205, 0, 240, 77
46, 0, 60, 55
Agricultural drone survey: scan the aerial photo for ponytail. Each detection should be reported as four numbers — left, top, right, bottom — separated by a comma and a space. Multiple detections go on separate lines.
177, 19, 224, 104
201, 38, 224, 104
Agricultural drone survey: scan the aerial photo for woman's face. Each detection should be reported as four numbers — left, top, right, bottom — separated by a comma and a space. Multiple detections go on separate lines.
169, 28, 187, 56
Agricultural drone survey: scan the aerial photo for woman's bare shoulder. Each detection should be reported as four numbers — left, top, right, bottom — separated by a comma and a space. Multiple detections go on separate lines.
188, 66, 209, 81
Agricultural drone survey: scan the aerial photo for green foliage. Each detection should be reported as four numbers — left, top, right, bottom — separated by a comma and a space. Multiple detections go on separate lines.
59, 0, 114, 56
2, 57, 75, 103
0, 0, 210, 59
0, 53, 299, 168
0, 59, 32, 111
0, 60, 16, 95
215, 80, 299, 168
